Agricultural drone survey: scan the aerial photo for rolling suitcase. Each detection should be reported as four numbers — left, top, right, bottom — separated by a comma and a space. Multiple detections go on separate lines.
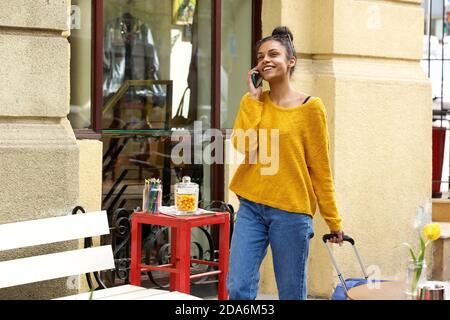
322, 234, 388, 300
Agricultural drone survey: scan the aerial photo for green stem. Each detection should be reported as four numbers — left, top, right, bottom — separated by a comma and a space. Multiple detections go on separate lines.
89, 288, 95, 300
411, 263, 423, 297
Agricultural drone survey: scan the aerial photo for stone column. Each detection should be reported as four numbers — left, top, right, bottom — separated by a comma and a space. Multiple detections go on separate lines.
249, 0, 431, 297
0, 1, 79, 299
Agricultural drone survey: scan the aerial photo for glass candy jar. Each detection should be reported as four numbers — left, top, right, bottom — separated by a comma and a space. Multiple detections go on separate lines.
175, 176, 199, 213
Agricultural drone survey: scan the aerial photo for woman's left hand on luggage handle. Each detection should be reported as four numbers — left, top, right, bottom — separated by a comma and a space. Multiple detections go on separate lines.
329, 231, 344, 246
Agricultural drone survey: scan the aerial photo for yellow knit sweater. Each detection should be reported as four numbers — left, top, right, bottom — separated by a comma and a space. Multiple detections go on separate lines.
229, 91, 343, 232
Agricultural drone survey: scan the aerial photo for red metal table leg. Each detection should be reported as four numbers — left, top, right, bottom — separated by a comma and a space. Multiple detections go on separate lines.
130, 217, 142, 286
170, 227, 178, 291
218, 215, 230, 300
177, 223, 191, 294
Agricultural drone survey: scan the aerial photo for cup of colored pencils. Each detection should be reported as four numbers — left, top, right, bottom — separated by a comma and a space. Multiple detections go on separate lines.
143, 178, 162, 214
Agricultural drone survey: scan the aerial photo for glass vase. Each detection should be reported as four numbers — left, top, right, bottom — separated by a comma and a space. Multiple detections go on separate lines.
405, 259, 427, 299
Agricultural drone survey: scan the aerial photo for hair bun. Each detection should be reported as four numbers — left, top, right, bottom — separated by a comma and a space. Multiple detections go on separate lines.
272, 26, 293, 41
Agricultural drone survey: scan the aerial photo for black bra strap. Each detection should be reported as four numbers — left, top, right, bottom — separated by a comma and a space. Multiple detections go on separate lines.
303, 96, 312, 104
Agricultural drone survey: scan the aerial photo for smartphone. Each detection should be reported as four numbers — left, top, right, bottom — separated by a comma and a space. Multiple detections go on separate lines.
251, 72, 263, 88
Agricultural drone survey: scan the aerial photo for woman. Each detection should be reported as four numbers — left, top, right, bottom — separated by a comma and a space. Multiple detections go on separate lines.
227, 26, 344, 300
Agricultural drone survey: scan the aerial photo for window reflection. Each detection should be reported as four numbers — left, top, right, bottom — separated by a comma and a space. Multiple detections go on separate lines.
220, 0, 252, 129
69, 0, 92, 129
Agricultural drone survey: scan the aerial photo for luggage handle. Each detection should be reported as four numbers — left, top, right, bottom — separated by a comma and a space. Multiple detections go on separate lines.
322, 233, 368, 296
322, 234, 354, 245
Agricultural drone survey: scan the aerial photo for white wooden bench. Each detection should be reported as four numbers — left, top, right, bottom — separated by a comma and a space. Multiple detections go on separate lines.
0, 210, 201, 300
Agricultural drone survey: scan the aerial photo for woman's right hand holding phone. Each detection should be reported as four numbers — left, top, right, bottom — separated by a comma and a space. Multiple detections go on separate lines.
248, 67, 263, 101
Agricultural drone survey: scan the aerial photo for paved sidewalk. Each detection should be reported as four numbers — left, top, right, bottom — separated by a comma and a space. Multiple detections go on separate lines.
174, 282, 329, 300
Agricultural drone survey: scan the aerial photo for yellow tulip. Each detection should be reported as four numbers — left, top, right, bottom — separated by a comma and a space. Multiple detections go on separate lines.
423, 223, 441, 241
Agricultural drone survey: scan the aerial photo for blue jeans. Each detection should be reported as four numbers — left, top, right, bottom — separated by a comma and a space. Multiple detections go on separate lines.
226, 197, 314, 300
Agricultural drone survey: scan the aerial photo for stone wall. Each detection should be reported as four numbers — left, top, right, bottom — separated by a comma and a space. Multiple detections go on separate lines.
0, 0, 79, 299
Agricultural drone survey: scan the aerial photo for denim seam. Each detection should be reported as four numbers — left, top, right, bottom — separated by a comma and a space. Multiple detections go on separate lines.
251, 205, 267, 298
298, 221, 313, 298
298, 235, 308, 297
250, 238, 267, 299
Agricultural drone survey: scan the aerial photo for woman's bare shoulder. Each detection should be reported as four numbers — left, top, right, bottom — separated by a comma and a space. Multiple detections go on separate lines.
294, 90, 318, 105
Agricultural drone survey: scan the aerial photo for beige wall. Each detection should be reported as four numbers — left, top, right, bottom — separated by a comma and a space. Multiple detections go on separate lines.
0, 0, 80, 299
77, 139, 103, 293
78, 140, 103, 212
226, 0, 431, 298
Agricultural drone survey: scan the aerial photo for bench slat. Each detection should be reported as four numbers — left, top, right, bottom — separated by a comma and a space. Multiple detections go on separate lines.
97, 288, 169, 300
138, 291, 202, 300
53, 285, 146, 300
0, 211, 110, 251
0, 246, 115, 289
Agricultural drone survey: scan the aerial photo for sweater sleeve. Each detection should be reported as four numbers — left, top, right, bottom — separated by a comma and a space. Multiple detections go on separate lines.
305, 100, 343, 232
231, 93, 264, 160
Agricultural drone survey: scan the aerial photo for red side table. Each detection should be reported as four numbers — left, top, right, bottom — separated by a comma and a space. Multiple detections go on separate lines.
130, 211, 230, 300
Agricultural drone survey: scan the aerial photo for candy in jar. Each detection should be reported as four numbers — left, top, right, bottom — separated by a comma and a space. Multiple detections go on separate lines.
175, 176, 199, 213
